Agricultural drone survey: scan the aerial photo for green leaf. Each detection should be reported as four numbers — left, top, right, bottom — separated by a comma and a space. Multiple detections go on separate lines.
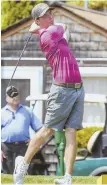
1, 0, 44, 30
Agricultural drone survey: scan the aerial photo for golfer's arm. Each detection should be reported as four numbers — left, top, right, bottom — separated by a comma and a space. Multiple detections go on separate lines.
55, 23, 69, 42
58, 24, 69, 42
63, 26, 70, 42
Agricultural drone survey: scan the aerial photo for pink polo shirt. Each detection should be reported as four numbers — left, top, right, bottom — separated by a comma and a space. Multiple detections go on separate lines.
39, 25, 82, 83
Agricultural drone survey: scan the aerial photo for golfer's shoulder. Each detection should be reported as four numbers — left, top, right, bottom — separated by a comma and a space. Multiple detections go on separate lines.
47, 25, 62, 33
40, 29, 51, 44
40, 25, 57, 36
47, 25, 64, 37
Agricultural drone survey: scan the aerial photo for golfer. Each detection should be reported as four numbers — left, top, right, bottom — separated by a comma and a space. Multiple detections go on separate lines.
13, 3, 85, 185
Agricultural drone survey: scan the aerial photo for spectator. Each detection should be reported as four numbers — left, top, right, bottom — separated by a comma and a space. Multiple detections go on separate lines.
1, 86, 42, 174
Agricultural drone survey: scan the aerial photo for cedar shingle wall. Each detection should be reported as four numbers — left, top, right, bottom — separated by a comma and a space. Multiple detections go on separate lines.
1, 32, 44, 58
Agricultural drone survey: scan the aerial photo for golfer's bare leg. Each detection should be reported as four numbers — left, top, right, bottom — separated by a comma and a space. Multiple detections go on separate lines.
64, 128, 77, 174
24, 127, 54, 164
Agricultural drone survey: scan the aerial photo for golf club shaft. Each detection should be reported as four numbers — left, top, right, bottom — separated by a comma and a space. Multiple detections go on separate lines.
7, 33, 32, 87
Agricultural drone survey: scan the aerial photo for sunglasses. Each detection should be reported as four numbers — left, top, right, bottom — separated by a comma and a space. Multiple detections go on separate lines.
12, 96, 20, 102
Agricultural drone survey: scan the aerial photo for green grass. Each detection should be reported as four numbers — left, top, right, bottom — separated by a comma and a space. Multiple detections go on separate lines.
1, 174, 98, 184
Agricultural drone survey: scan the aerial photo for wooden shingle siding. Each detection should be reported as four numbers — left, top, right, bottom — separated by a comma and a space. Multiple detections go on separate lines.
41, 137, 58, 175
45, 154, 58, 164
48, 164, 58, 172
2, 32, 44, 58
1, 59, 47, 66
1, 50, 44, 58
45, 66, 53, 93
45, 146, 56, 154
1, 41, 40, 50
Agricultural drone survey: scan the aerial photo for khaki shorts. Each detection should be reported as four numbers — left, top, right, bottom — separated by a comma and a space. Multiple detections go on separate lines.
44, 84, 85, 131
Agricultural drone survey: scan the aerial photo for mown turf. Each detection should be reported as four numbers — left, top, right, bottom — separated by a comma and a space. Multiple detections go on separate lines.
1, 174, 98, 184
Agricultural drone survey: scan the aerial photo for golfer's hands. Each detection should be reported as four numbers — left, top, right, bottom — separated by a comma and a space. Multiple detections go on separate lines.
1, 151, 6, 162
29, 22, 40, 34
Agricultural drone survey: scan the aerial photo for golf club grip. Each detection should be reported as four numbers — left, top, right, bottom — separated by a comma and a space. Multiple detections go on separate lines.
7, 33, 32, 87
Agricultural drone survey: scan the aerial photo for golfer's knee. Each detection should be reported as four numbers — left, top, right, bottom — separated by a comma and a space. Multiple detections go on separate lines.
37, 127, 53, 140
43, 127, 54, 139
65, 128, 76, 145
30, 127, 53, 145
66, 127, 76, 133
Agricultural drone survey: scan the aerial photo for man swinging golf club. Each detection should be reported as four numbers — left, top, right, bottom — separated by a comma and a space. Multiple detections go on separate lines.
13, 3, 85, 185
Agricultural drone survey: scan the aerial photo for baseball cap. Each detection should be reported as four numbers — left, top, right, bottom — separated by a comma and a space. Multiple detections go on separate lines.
6, 86, 19, 98
31, 3, 54, 19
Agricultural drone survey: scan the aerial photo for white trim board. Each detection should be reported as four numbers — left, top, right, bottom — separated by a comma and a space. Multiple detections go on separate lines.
79, 67, 107, 77
1, 57, 107, 61
1, 66, 107, 78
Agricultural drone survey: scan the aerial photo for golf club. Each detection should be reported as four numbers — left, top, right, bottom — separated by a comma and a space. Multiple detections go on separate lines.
7, 33, 32, 87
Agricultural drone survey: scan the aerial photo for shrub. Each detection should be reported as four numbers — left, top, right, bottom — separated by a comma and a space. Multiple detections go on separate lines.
76, 127, 103, 149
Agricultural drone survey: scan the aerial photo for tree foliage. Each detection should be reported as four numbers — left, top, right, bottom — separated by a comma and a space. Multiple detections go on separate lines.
66, 0, 107, 10
1, 0, 43, 30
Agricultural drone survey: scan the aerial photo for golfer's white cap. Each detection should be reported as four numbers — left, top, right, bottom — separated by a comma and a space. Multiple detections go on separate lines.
31, 3, 54, 19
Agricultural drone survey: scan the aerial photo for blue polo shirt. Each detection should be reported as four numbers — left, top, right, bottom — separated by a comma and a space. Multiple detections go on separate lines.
1, 104, 43, 143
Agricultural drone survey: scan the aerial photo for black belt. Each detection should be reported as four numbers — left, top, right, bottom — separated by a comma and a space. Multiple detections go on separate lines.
54, 82, 83, 89
4, 140, 29, 145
